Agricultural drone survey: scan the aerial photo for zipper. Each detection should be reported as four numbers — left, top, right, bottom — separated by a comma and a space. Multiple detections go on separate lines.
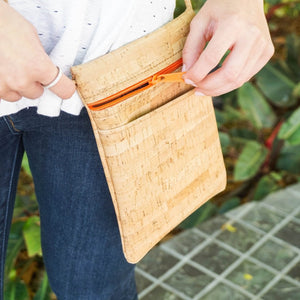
88, 58, 185, 111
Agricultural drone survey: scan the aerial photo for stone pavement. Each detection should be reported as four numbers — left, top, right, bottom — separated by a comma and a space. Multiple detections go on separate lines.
135, 183, 300, 299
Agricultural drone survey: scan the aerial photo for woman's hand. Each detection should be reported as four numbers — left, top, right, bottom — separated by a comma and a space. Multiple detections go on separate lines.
0, 1, 75, 102
183, 0, 274, 96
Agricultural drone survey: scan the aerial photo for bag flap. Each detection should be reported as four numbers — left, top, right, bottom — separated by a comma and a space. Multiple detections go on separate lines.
71, 7, 195, 105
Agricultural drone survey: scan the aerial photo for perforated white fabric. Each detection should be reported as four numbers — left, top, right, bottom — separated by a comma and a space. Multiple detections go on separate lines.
0, 0, 175, 117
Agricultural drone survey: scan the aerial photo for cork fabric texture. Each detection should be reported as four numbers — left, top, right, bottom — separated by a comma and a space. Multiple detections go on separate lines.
71, 0, 227, 263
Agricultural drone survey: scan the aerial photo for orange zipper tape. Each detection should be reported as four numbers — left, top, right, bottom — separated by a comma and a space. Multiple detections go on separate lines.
88, 58, 185, 111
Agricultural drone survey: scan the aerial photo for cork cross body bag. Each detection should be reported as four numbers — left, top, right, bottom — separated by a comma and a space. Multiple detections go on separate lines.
71, 0, 227, 263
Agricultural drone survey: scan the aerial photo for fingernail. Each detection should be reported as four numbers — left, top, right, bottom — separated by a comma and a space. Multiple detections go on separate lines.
195, 91, 206, 96
182, 64, 187, 72
185, 79, 197, 87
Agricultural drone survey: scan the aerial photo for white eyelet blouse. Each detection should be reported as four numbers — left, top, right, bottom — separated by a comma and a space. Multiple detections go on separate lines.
0, 0, 175, 117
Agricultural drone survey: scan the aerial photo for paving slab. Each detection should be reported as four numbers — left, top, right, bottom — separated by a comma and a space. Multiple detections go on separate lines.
136, 183, 300, 299
136, 184, 300, 300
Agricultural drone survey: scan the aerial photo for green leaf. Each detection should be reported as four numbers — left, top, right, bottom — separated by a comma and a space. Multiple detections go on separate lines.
21, 153, 32, 177
215, 109, 226, 128
179, 201, 217, 229
238, 82, 276, 129
174, 0, 186, 17
286, 34, 300, 80
229, 128, 258, 150
234, 141, 268, 181
8, 269, 17, 281
253, 173, 282, 200
5, 222, 25, 279
293, 82, 300, 97
230, 137, 249, 149
220, 90, 238, 106
4, 279, 29, 300
175, 0, 207, 16
229, 128, 258, 141
278, 107, 300, 145
34, 273, 51, 300
265, 0, 281, 5
277, 144, 300, 174
13, 194, 39, 219
13, 196, 36, 219
23, 216, 42, 257
218, 197, 241, 214
219, 132, 231, 155
190, 0, 206, 11
223, 105, 245, 122
272, 60, 297, 81
256, 64, 297, 107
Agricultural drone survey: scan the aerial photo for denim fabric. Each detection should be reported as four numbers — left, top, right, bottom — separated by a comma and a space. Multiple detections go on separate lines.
0, 107, 137, 300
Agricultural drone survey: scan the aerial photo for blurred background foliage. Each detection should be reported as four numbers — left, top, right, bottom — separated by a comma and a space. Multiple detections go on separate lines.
178, 0, 300, 229
5, 0, 300, 299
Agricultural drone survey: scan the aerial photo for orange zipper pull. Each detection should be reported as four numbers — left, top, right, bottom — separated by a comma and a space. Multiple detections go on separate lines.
88, 58, 184, 111
151, 72, 186, 84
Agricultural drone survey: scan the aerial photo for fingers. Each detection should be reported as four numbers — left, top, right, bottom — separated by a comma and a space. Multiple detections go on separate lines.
182, 14, 208, 70
0, 82, 43, 102
0, 51, 75, 101
0, 2, 76, 103
15, 81, 45, 99
184, 25, 237, 84
1, 91, 22, 102
0, 64, 76, 102
184, 25, 274, 96
193, 35, 274, 96
0, 83, 22, 101
193, 33, 258, 96
39, 63, 76, 99
243, 42, 274, 83
182, 0, 274, 96
49, 74, 76, 99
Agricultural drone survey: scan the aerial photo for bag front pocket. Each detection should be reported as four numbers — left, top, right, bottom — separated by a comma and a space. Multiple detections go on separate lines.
98, 90, 226, 263
89, 80, 191, 130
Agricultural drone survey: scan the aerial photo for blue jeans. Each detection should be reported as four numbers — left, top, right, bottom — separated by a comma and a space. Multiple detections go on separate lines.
0, 107, 137, 300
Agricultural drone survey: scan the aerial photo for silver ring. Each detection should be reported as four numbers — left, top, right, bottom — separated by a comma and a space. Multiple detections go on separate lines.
42, 66, 63, 89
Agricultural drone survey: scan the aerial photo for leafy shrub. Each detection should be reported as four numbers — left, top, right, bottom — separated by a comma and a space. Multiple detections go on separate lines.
180, 1, 300, 228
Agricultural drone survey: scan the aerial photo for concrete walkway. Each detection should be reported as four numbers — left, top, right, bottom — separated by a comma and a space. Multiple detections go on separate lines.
136, 183, 300, 299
